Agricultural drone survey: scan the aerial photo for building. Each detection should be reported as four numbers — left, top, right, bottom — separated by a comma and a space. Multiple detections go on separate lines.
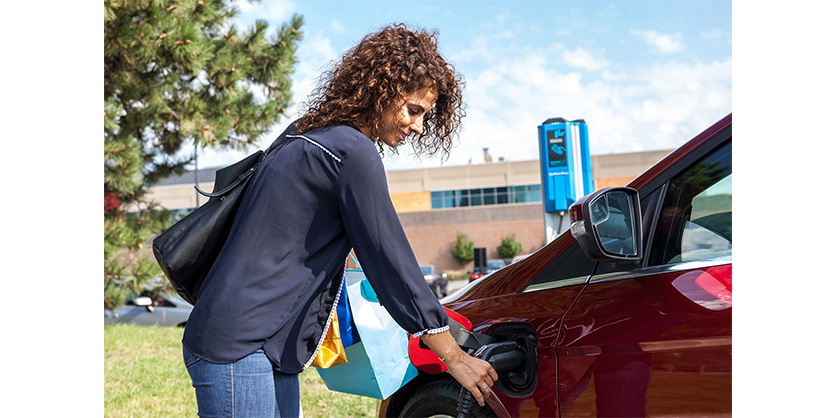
149, 149, 672, 274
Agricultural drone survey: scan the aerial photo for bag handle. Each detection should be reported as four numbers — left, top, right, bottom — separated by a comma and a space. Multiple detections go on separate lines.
196, 160, 261, 198
349, 252, 362, 271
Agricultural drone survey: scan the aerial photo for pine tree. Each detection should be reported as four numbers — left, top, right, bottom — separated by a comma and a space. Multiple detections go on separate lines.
104, 0, 303, 309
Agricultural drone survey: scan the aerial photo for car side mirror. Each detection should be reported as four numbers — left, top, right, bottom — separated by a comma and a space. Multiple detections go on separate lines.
569, 187, 643, 262
134, 296, 155, 312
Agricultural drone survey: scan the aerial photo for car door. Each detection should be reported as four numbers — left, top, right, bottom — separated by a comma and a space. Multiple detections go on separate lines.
107, 291, 185, 326
557, 139, 732, 417
110, 299, 166, 326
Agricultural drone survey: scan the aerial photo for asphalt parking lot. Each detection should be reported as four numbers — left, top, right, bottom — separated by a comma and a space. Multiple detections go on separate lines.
447, 279, 467, 294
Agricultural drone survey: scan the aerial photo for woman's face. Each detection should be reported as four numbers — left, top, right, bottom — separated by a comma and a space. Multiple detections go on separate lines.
375, 87, 437, 148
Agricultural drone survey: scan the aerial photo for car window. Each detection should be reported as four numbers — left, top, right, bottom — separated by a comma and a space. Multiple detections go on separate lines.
420, 266, 432, 275
487, 260, 505, 269
649, 141, 731, 266
125, 290, 178, 308
525, 242, 596, 287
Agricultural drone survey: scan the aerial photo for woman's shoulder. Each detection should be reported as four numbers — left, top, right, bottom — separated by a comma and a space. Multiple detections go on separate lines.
297, 124, 378, 162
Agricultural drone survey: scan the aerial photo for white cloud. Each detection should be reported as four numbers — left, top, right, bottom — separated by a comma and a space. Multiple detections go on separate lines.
449, 34, 493, 64
237, 0, 294, 22
383, 47, 731, 171
331, 20, 346, 34
561, 46, 610, 70
631, 29, 685, 54
290, 32, 339, 113
700, 28, 726, 41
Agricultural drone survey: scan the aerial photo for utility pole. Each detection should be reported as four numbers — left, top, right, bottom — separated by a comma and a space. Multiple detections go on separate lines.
194, 141, 199, 209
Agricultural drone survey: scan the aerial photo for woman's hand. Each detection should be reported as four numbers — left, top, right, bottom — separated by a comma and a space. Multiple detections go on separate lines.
443, 348, 498, 406
420, 331, 498, 406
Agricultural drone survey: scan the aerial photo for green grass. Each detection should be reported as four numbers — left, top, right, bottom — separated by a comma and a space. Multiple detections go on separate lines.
104, 324, 379, 417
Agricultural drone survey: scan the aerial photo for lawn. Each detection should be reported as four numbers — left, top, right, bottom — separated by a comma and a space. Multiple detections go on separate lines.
104, 324, 380, 417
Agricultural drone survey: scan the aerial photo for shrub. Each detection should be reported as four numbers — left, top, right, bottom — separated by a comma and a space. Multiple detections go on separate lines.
451, 233, 475, 266
497, 233, 523, 259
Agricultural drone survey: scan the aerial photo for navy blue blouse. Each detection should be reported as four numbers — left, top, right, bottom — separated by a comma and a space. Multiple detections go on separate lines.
182, 124, 449, 373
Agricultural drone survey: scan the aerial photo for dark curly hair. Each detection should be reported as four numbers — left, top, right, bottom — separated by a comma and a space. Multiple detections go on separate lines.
295, 23, 465, 160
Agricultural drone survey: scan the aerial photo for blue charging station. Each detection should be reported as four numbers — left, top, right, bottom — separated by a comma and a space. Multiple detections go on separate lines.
538, 118, 594, 241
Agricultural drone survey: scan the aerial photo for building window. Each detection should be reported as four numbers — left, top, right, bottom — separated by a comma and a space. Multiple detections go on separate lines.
497, 187, 509, 204
510, 184, 541, 203
483, 187, 496, 205
431, 184, 541, 209
470, 188, 483, 206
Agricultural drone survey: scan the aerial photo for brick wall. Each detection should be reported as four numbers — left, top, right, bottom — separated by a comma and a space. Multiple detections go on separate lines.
399, 203, 545, 274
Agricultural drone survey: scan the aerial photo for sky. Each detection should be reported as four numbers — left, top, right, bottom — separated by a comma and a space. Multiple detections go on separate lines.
193, 0, 732, 172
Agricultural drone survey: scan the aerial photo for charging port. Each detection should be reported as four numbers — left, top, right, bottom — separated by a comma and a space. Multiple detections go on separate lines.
487, 324, 538, 398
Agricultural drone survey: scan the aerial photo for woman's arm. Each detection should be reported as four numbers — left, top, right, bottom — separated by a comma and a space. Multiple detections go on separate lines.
420, 330, 498, 407
334, 133, 498, 403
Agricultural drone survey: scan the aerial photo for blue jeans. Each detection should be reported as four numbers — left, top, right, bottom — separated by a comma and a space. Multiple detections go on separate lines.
183, 346, 301, 417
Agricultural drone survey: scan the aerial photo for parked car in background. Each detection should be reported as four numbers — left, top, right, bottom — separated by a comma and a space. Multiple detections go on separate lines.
468, 259, 507, 282
380, 114, 732, 417
105, 289, 192, 327
420, 265, 448, 298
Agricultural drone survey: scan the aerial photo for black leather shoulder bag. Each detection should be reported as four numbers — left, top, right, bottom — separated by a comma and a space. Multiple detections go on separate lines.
152, 122, 297, 305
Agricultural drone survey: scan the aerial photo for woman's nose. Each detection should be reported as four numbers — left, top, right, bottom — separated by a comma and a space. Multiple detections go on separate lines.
410, 117, 424, 134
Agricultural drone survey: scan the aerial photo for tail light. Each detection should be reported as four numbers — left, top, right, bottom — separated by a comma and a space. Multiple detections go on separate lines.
672, 264, 732, 311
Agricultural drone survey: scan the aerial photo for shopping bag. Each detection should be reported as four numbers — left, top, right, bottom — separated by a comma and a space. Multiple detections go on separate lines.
335, 277, 359, 347
309, 311, 348, 369
310, 276, 358, 368
315, 269, 418, 399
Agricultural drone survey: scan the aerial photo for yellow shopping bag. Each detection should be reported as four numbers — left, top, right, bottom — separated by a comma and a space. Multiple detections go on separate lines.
310, 312, 348, 368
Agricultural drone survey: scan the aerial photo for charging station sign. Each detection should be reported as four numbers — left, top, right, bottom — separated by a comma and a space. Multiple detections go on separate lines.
538, 118, 593, 214
546, 128, 568, 168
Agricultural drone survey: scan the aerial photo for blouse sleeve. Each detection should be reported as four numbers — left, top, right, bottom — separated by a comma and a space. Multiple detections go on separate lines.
337, 141, 449, 337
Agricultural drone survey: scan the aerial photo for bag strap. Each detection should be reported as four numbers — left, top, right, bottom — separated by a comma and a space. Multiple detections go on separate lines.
195, 120, 299, 198
265, 119, 299, 155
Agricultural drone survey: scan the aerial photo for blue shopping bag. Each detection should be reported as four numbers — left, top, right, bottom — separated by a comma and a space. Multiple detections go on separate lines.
335, 278, 359, 347
315, 269, 418, 399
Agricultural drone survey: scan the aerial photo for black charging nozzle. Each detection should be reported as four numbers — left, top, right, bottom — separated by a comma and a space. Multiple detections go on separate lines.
456, 341, 526, 418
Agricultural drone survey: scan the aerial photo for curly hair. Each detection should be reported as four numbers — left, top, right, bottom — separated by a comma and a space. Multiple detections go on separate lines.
295, 23, 465, 160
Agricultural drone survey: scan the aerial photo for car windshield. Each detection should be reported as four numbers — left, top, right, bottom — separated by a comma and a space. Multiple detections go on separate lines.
420, 266, 432, 275
487, 260, 505, 269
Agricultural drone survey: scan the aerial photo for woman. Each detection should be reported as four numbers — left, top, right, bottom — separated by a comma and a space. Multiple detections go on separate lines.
182, 23, 497, 417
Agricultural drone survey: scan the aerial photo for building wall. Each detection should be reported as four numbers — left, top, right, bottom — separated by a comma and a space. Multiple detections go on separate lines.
385, 159, 542, 202
151, 185, 211, 210
400, 203, 545, 273
386, 149, 672, 272
147, 149, 673, 275
390, 191, 430, 213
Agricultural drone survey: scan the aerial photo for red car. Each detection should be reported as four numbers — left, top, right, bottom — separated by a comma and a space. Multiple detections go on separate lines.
380, 114, 732, 417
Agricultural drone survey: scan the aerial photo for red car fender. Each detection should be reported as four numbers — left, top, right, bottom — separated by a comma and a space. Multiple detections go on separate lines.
408, 307, 473, 374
